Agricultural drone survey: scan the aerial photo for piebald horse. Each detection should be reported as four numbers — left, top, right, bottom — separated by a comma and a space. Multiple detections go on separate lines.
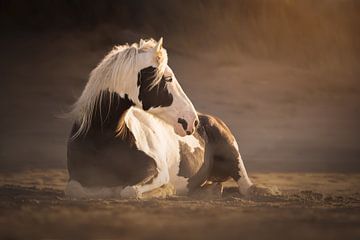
66, 38, 255, 198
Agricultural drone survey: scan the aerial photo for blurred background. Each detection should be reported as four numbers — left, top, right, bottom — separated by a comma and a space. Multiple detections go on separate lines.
0, 0, 359, 173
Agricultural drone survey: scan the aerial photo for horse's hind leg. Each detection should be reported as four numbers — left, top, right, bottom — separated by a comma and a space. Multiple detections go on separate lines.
207, 140, 254, 195
232, 140, 280, 197
234, 154, 254, 195
230, 140, 254, 195
209, 153, 253, 195
199, 113, 254, 195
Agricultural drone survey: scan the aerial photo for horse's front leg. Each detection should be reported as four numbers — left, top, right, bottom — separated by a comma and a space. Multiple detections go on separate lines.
120, 164, 170, 198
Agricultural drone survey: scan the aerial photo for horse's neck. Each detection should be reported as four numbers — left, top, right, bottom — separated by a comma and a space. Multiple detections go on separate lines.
86, 90, 134, 136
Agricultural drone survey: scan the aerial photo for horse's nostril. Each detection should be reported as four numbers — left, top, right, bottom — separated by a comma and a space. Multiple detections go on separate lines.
177, 118, 188, 131
194, 119, 199, 127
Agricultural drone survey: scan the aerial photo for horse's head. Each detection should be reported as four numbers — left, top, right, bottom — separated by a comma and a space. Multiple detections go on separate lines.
131, 38, 198, 136
72, 38, 198, 138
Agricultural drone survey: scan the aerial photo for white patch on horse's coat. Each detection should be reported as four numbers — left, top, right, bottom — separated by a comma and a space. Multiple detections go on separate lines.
145, 65, 198, 137
178, 135, 204, 153
232, 138, 253, 194
232, 137, 239, 152
124, 107, 189, 195
124, 107, 205, 195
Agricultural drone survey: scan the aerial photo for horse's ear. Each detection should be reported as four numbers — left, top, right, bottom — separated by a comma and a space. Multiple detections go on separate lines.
155, 37, 163, 53
139, 39, 145, 47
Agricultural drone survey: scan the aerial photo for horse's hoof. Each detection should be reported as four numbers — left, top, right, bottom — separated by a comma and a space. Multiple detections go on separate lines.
120, 186, 141, 199
245, 184, 281, 200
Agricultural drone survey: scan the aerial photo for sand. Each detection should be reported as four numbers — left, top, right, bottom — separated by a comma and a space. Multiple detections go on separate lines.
1, 170, 359, 240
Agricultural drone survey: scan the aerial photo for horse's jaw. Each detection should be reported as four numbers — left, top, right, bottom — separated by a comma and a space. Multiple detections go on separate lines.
155, 115, 188, 137
138, 108, 189, 137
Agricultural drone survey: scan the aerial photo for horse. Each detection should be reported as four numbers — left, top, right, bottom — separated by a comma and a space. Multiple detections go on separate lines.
65, 38, 258, 198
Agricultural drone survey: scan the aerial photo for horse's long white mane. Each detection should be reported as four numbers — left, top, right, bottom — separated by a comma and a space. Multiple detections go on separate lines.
69, 38, 168, 138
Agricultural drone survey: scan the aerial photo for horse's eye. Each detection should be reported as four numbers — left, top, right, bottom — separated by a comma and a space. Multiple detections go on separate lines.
164, 77, 173, 82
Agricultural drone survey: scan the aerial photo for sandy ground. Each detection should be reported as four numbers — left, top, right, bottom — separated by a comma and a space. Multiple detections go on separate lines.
1, 170, 359, 240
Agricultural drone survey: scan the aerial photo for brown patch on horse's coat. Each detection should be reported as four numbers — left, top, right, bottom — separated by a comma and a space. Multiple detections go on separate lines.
197, 113, 242, 182
137, 66, 173, 110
